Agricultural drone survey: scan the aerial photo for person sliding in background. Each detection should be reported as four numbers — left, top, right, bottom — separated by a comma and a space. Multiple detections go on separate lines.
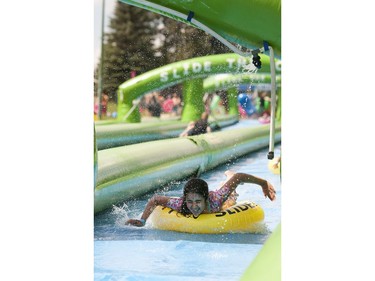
179, 112, 212, 137
125, 170, 276, 227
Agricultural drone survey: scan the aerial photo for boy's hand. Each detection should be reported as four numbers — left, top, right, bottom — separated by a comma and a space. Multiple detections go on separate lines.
125, 219, 145, 227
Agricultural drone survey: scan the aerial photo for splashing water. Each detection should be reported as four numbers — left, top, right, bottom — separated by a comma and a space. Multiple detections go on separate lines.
111, 203, 131, 226
242, 56, 258, 74
241, 55, 259, 93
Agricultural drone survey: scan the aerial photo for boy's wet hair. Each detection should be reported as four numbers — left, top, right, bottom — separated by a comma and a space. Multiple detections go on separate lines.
183, 178, 209, 200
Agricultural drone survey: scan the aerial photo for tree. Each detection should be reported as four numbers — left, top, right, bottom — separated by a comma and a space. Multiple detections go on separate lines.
94, 3, 232, 101
94, 3, 163, 100
155, 17, 232, 64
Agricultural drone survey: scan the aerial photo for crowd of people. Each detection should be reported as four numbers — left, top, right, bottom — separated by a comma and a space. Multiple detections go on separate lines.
139, 92, 183, 118
94, 88, 275, 125
237, 89, 274, 123
93, 91, 183, 120
94, 93, 116, 120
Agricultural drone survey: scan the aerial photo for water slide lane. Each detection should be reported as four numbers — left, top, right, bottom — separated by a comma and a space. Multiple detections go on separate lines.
96, 1, 282, 279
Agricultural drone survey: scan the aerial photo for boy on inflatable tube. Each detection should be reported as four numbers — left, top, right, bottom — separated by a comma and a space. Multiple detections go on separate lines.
125, 171, 276, 227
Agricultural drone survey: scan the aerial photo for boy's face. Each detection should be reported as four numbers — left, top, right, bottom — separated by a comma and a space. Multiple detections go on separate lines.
185, 192, 206, 217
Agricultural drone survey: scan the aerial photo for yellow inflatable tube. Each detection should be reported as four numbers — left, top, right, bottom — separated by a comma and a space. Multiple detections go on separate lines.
149, 201, 264, 234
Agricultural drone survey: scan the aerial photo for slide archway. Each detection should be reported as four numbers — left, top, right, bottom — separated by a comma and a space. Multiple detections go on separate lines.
203, 73, 281, 93
117, 53, 281, 122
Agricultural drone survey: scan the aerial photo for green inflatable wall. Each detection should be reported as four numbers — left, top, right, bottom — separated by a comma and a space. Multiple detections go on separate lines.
95, 124, 281, 214
240, 223, 281, 280
95, 115, 238, 150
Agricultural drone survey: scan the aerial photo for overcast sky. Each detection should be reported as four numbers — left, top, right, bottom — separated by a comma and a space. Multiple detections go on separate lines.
94, 0, 117, 65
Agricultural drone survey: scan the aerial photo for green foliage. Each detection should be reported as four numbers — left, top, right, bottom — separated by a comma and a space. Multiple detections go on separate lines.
157, 17, 231, 63
94, 2, 232, 101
